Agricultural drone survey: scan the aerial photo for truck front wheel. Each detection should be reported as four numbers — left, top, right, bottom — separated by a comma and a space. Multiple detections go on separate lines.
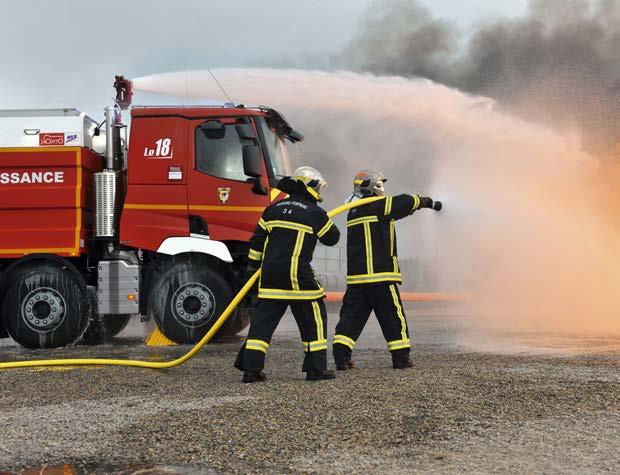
2, 265, 90, 348
147, 259, 237, 345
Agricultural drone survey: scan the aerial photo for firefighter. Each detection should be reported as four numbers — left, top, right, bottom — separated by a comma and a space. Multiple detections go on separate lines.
333, 170, 442, 370
234, 166, 340, 383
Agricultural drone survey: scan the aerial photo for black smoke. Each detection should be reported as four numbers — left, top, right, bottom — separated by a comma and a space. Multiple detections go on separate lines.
342, 0, 620, 156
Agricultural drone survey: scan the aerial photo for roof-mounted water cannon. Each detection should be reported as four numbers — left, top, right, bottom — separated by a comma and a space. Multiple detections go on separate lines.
114, 75, 133, 110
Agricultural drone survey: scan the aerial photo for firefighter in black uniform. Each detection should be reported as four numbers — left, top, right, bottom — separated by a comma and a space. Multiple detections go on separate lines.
333, 170, 442, 370
235, 166, 340, 383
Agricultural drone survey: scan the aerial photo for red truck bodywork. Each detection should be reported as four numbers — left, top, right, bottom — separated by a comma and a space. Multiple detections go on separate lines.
120, 107, 276, 252
0, 146, 101, 258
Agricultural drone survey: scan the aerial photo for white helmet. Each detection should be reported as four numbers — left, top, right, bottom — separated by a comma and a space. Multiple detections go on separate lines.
292, 166, 327, 202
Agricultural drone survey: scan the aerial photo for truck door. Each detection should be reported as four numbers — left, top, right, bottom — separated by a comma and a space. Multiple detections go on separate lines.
187, 117, 271, 242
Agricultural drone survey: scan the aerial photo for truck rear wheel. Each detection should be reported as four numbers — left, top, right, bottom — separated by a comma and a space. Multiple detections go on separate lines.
147, 259, 237, 344
2, 265, 90, 348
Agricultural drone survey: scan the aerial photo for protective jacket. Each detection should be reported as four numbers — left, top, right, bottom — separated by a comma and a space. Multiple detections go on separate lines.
248, 177, 340, 300
345, 194, 433, 285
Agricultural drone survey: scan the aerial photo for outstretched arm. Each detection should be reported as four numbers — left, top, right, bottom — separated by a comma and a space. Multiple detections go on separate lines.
384, 194, 442, 221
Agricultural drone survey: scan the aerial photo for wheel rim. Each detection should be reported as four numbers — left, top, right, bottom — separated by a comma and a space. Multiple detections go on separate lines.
170, 282, 216, 328
21, 287, 66, 332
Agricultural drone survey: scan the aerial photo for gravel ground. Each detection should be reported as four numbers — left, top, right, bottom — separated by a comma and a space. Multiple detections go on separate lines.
0, 311, 618, 474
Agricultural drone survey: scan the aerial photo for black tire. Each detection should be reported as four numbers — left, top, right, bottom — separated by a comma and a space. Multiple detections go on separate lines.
2, 265, 90, 348
147, 259, 237, 344
0, 270, 10, 339
82, 314, 132, 344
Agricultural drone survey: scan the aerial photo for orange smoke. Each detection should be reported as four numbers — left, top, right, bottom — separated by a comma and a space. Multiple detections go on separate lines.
133, 68, 620, 336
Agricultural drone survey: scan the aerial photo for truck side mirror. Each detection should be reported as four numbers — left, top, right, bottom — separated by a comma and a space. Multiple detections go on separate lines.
242, 145, 262, 178
243, 145, 268, 195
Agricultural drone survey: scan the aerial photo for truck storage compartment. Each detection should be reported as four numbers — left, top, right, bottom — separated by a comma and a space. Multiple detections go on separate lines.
0, 147, 98, 257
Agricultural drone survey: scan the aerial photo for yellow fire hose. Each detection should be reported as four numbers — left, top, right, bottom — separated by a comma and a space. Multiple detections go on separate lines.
0, 196, 384, 370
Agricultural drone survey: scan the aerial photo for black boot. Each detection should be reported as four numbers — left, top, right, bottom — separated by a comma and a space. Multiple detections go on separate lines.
333, 345, 354, 371
392, 359, 413, 369
335, 359, 355, 371
306, 370, 336, 381
242, 371, 267, 383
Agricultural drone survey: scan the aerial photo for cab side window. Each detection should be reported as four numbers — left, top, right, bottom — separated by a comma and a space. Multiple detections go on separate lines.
195, 123, 250, 182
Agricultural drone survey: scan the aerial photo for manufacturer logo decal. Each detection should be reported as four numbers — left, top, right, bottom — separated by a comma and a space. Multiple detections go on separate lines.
39, 133, 65, 146
65, 133, 80, 144
218, 187, 231, 204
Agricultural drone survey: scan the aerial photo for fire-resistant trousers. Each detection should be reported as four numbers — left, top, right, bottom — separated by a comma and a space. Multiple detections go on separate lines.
333, 283, 410, 364
234, 298, 328, 373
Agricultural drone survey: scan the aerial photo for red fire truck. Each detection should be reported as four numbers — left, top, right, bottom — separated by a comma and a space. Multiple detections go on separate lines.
0, 77, 301, 348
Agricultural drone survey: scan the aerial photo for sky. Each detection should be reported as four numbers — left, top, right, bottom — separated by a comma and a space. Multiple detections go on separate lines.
0, 0, 528, 116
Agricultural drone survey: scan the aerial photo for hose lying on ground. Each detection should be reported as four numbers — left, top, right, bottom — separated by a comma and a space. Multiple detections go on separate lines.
0, 196, 385, 370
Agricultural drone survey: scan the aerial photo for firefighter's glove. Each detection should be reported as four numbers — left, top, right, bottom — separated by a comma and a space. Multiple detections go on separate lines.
433, 200, 442, 211
419, 196, 435, 209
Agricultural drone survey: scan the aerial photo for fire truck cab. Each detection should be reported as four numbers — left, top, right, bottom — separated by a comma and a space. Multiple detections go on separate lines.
0, 78, 301, 348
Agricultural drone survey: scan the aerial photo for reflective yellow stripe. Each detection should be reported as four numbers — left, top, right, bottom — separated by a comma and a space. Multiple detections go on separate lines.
317, 219, 334, 238
245, 344, 267, 353
247, 339, 269, 349
363, 222, 373, 274
266, 220, 313, 233
258, 288, 325, 300
303, 339, 328, 352
353, 178, 365, 185
258, 218, 267, 230
393, 256, 399, 273
390, 220, 395, 255
346, 272, 402, 285
389, 284, 408, 341
290, 231, 305, 290
346, 216, 379, 227
311, 300, 323, 341
248, 249, 263, 261
387, 338, 411, 350
333, 334, 356, 350
246, 339, 270, 353
384, 195, 393, 215
411, 194, 421, 211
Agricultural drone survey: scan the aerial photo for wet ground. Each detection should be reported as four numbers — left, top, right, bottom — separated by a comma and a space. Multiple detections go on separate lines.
0, 306, 618, 474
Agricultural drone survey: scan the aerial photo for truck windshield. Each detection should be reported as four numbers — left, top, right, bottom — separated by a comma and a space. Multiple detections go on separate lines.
256, 116, 291, 180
